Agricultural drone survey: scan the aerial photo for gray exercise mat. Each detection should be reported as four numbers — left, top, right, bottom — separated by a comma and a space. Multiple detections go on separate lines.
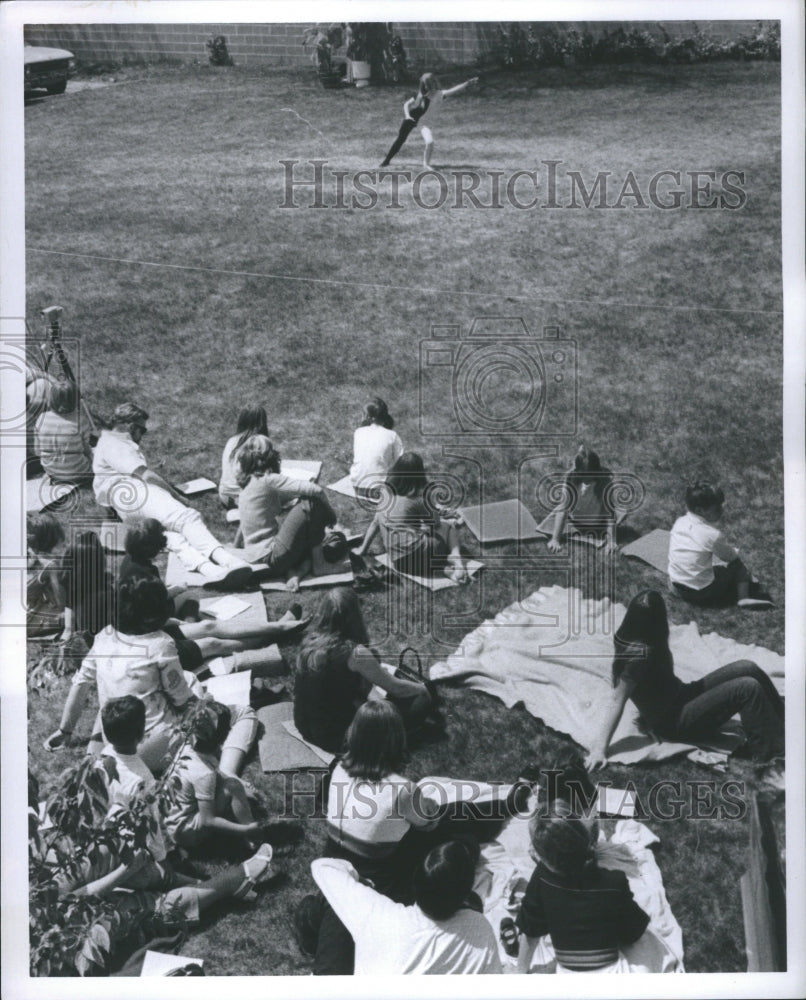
459, 499, 540, 543
620, 529, 671, 573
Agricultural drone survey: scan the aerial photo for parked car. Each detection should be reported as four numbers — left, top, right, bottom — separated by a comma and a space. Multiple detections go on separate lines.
24, 44, 74, 96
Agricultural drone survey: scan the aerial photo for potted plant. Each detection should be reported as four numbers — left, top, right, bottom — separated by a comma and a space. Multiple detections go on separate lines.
346, 22, 393, 86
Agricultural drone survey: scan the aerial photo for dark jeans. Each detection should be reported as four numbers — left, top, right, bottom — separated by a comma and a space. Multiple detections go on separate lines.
380, 117, 417, 166
672, 560, 751, 607
264, 497, 331, 577
667, 660, 784, 759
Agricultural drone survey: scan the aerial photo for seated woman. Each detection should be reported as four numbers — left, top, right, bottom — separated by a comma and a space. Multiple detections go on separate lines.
349, 396, 404, 499
586, 590, 785, 769
293, 588, 431, 753
513, 800, 650, 973
219, 403, 270, 508
34, 378, 94, 485
546, 445, 616, 553
44, 577, 258, 775
27, 512, 66, 637
298, 700, 442, 974
356, 452, 468, 583
57, 530, 115, 647
119, 517, 308, 675
236, 435, 338, 590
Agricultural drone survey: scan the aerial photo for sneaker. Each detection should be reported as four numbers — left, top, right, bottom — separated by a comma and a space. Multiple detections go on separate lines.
737, 597, 774, 610
242, 842, 274, 884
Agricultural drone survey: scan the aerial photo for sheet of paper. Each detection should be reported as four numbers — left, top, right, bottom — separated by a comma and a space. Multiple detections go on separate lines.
140, 950, 204, 976
175, 477, 216, 495
198, 594, 251, 620
597, 785, 637, 817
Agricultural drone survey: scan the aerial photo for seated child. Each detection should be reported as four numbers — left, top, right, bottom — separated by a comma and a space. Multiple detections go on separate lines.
668, 482, 772, 609
219, 404, 270, 508
27, 512, 65, 636
162, 702, 265, 850
34, 753, 274, 976
513, 800, 650, 973
356, 452, 468, 583
349, 397, 404, 499
34, 378, 93, 484
547, 446, 615, 552
98, 695, 169, 864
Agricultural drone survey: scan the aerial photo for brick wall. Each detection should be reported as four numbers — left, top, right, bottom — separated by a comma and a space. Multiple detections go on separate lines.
23, 21, 766, 70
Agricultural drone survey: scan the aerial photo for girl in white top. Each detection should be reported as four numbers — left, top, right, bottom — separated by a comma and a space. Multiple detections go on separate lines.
219, 404, 269, 507
349, 397, 404, 499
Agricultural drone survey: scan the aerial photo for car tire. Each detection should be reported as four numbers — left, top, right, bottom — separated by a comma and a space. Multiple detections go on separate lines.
46, 79, 67, 95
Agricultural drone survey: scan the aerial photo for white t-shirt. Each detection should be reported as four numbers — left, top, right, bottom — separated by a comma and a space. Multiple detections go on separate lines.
668, 511, 739, 589
92, 428, 148, 507
73, 628, 194, 735
349, 424, 404, 490
327, 763, 415, 852
312, 858, 502, 975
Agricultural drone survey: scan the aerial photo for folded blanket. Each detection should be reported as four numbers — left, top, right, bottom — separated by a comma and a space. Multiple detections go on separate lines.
431, 586, 783, 764
476, 809, 684, 972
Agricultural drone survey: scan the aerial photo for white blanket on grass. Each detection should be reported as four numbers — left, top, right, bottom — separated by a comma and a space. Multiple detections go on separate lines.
431, 586, 784, 764
475, 811, 684, 973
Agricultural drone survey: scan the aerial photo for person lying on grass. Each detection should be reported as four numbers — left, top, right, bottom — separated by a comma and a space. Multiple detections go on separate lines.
668, 481, 773, 609
93, 401, 252, 589
235, 435, 338, 592
44, 577, 260, 776
356, 452, 469, 583
293, 588, 432, 754
585, 589, 784, 771
119, 516, 308, 676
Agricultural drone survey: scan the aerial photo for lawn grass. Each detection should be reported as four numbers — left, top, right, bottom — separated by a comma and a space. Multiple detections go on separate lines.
24, 58, 783, 975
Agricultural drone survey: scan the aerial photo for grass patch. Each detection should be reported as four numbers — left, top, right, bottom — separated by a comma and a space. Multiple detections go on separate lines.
24, 60, 783, 974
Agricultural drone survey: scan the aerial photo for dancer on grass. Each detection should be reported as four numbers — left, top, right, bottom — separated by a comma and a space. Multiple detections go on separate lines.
379, 72, 479, 170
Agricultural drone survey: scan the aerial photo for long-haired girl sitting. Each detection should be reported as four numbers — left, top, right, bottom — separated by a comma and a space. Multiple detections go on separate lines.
219, 404, 270, 507
356, 452, 468, 582
293, 587, 430, 753
586, 589, 784, 769
547, 445, 615, 552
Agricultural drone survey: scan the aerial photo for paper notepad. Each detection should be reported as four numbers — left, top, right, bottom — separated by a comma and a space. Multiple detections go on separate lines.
140, 950, 204, 976
597, 785, 637, 817
199, 595, 251, 620
175, 477, 216, 495
280, 460, 322, 483
203, 669, 253, 706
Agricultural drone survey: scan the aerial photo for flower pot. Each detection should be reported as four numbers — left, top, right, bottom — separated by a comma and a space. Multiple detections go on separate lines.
350, 60, 371, 87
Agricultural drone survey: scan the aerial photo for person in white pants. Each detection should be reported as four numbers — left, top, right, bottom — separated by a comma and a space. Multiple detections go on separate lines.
93, 402, 249, 587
